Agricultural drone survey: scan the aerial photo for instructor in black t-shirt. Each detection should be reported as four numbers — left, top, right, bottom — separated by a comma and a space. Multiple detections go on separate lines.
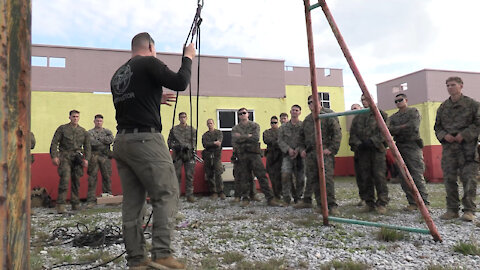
111, 32, 195, 270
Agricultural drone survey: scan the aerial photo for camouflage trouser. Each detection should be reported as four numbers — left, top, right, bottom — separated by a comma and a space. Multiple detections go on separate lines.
57, 152, 84, 205
86, 153, 112, 202
173, 155, 196, 197
236, 152, 274, 201
233, 164, 256, 198
281, 155, 305, 203
397, 142, 429, 205
266, 154, 282, 199
354, 152, 367, 201
356, 148, 389, 207
441, 142, 478, 212
202, 150, 224, 194
113, 132, 179, 265
303, 152, 337, 208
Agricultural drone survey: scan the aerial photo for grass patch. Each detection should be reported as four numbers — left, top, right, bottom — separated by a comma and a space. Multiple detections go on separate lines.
453, 240, 480, 256
320, 259, 369, 270
222, 251, 244, 264
427, 265, 462, 270
200, 254, 219, 269
292, 214, 323, 228
49, 247, 74, 264
232, 215, 250, 221
376, 228, 408, 242
235, 258, 287, 270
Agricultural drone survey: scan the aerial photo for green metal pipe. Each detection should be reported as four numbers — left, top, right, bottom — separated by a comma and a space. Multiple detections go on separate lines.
317, 108, 370, 119
328, 216, 430, 234
309, 3, 321, 10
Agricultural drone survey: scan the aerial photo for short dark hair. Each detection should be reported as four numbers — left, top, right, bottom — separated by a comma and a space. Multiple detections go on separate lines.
238, 107, 248, 113
279, 112, 288, 118
179, 112, 187, 117
131, 32, 155, 51
446, 76, 463, 85
395, 93, 407, 99
94, 114, 103, 119
270, 116, 278, 121
292, 104, 301, 111
69, 110, 80, 116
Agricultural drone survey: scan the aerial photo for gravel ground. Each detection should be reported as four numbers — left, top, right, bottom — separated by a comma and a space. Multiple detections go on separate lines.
31, 178, 480, 269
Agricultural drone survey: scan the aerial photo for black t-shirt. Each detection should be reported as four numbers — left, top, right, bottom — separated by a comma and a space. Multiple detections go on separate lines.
111, 55, 192, 131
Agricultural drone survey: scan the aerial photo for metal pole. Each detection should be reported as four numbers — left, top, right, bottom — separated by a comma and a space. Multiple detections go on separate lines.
0, 0, 32, 268
303, 0, 329, 225
317, 0, 441, 242
317, 108, 370, 119
328, 217, 430, 235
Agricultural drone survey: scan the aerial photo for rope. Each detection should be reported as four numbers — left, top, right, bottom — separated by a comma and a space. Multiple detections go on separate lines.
172, 0, 203, 161
47, 212, 153, 270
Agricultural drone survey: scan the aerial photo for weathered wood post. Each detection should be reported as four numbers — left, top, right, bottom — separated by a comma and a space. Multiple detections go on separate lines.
0, 0, 32, 269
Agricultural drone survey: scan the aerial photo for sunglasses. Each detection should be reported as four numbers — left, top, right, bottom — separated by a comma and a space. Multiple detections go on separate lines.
239, 111, 248, 115
308, 100, 313, 104
271, 121, 278, 124
394, 98, 404, 104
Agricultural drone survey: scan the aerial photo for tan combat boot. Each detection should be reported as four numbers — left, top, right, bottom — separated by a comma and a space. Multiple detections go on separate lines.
149, 256, 186, 270
56, 204, 66, 214
293, 200, 313, 209
403, 204, 417, 212
129, 259, 151, 270
186, 196, 195, 203
461, 211, 475, 222
376, 205, 387, 215
440, 211, 459, 220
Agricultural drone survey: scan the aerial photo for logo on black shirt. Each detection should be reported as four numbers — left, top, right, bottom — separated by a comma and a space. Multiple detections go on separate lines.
111, 65, 133, 95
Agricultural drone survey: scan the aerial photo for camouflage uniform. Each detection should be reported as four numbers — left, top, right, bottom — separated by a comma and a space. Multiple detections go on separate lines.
50, 123, 91, 206
168, 125, 197, 197
388, 107, 429, 206
299, 108, 342, 208
232, 121, 274, 202
86, 127, 114, 203
278, 120, 305, 203
263, 127, 283, 199
349, 109, 389, 208
434, 95, 480, 213
202, 129, 224, 195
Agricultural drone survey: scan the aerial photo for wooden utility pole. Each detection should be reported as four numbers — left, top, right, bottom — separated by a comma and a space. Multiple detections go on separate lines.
0, 0, 32, 269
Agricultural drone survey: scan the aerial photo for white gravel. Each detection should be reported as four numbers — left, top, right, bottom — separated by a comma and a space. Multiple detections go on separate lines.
30, 179, 480, 269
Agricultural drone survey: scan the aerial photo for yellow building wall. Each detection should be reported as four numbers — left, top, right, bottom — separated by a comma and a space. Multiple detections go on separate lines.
384, 101, 442, 147
32, 85, 346, 153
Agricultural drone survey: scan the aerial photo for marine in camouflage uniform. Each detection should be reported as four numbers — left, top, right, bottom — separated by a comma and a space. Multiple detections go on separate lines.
278, 105, 305, 204
434, 76, 480, 221
263, 116, 282, 200
50, 110, 91, 213
202, 119, 225, 198
298, 96, 341, 212
86, 114, 114, 205
232, 108, 280, 206
168, 112, 197, 200
388, 94, 429, 210
349, 95, 389, 213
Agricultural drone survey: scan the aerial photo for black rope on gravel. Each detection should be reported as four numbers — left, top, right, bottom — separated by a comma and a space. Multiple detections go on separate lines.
47, 212, 153, 270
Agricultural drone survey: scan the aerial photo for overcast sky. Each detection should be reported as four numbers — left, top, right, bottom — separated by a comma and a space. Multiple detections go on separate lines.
33, 0, 480, 110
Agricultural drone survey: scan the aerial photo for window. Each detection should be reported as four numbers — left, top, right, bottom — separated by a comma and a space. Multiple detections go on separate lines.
324, 68, 331, 77
400, 82, 408, 91
32, 56, 47, 67
320, 92, 330, 108
49, 57, 66, 68
217, 109, 255, 148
